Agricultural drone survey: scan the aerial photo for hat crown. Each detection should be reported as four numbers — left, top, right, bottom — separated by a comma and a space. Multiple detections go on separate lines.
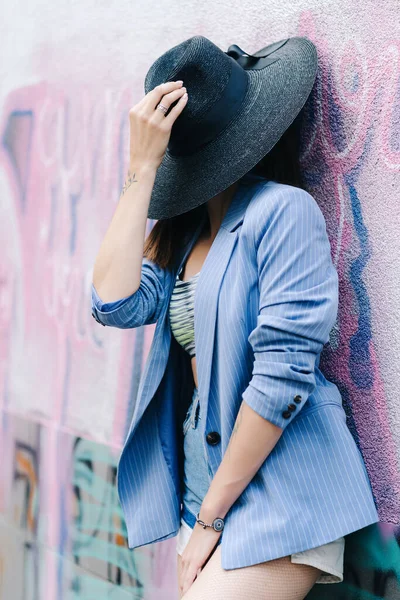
144, 35, 236, 122
143, 35, 319, 219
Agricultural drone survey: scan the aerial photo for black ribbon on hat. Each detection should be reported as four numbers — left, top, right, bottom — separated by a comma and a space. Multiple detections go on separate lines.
167, 39, 289, 157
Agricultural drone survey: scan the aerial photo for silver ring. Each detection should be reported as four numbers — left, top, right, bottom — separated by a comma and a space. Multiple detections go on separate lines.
156, 103, 168, 115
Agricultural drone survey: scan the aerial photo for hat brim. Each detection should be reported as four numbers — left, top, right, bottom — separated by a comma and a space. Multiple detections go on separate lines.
147, 36, 318, 220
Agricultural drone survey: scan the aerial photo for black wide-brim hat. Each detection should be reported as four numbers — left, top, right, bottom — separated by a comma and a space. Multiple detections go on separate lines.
144, 35, 318, 220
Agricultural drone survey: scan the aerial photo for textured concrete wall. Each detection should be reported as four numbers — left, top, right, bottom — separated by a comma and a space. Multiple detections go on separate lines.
1, 1, 399, 598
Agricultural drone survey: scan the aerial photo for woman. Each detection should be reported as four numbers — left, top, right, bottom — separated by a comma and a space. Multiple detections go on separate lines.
91, 36, 379, 599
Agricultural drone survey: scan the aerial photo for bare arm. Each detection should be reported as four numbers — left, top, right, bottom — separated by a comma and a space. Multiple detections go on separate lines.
200, 401, 283, 522
92, 165, 157, 303
92, 80, 188, 304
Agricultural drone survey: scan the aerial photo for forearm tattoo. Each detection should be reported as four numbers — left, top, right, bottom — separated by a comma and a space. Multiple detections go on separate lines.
120, 170, 138, 198
226, 402, 244, 459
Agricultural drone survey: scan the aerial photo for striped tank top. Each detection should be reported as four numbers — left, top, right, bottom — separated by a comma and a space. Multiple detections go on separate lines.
168, 265, 200, 358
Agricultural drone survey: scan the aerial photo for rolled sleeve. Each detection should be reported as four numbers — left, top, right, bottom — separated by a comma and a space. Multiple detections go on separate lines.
242, 186, 339, 431
91, 257, 167, 329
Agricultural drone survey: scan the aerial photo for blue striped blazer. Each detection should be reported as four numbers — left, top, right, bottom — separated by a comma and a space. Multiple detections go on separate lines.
91, 172, 379, 570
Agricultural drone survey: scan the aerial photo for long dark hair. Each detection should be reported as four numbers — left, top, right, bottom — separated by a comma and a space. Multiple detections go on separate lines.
143, 110, 305, 270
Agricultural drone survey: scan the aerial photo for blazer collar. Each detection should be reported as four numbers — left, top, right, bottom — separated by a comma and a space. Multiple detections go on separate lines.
187, 171, 266, 240
221, 172, 266, 232
175, 171, 267, 277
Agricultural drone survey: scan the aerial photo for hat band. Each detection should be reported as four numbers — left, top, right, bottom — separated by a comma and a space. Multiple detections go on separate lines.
167, 56, 249, 157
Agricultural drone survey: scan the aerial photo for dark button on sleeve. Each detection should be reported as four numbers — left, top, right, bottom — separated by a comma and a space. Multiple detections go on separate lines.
282, 410, 292, 419
293, 395, 302, 404
287, 403, 297, 412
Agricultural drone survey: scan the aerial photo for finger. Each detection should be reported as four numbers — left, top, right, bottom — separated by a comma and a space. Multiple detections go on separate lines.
141, 81, 183, 113
182, 564, 199, 596
179, 561, 190, 596
163, 91, 188, 126
182, 577, 193, 597
152, 86, 187, 122
179, 560, 188, 594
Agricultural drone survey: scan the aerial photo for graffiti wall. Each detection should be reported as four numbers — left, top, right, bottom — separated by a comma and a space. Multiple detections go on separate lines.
1, 1, 399, 598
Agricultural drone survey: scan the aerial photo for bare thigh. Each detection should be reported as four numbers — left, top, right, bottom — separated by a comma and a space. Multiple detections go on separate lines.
177, 545, 323, 600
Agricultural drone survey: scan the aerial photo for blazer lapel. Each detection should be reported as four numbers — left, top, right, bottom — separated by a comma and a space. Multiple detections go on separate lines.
124, 177, 256, 445
124, 215, 208, 444
195, 181, 255, 416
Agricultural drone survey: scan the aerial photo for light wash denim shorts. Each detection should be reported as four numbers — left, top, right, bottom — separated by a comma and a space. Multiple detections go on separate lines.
176, 386, 345, 584
180, 386, 212, 523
